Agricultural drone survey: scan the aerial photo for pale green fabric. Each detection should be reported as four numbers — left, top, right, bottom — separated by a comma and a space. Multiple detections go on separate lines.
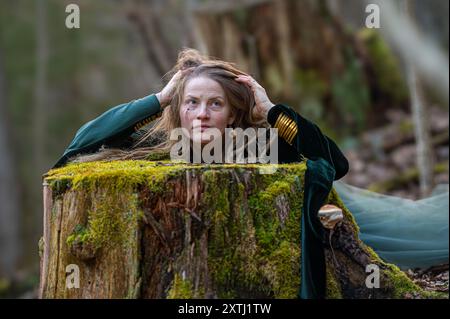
334, 181, 449, 269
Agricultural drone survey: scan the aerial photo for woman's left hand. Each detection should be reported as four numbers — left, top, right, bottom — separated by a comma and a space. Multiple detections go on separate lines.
235, 75, 275, 119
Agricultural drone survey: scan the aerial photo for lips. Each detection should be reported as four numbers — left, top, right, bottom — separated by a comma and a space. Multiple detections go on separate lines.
194, 125, 211, 131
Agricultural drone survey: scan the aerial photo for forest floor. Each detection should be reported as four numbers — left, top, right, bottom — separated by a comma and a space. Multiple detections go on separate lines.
340, 105, 449, 298
341, 105, 449, 200
405, 264, 449, 297
2, 106, 448, 299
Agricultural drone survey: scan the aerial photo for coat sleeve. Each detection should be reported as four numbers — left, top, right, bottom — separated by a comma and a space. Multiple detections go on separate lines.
52, 94, 163, 169
267, 104, 349, 180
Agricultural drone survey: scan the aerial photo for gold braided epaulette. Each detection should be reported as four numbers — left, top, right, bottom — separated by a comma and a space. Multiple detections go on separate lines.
273, 113, 298, 145
134, 112, 162, 131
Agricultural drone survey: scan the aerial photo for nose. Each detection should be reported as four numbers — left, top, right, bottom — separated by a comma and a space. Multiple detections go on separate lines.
196, 102, 210, 120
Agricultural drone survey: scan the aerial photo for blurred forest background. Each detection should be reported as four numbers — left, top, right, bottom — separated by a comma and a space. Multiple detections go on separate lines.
0, 0, 448, 298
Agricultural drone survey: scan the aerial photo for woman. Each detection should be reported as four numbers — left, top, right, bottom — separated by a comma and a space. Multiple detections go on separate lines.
53, 49, 448, 298
53, 49, 349, 175
53, 48, 348, 299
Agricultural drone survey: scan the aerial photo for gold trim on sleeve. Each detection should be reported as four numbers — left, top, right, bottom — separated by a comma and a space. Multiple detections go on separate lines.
134, 112, 162, 132
273, 113, 299, 145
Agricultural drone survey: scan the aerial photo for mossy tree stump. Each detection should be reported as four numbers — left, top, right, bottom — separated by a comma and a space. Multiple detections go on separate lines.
39, 160, 435, 299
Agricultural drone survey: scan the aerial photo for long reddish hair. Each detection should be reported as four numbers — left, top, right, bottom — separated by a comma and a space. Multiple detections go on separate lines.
71, 48, 268, 163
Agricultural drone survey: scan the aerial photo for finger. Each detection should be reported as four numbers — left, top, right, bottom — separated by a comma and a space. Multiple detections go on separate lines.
167, 71, 182, 83
241, 76, 259, 87
234, 75, 248, 81
236, 80, 252, 87
175, 68, 194, 80
235, 76, 253, 86
235, 77, 252, 86
181, 67, 195, 74
249, 77, 259, 86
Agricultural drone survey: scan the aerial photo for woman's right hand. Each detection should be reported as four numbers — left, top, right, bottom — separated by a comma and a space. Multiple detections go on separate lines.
156, 68, 193, 108
235, 75, 275, 120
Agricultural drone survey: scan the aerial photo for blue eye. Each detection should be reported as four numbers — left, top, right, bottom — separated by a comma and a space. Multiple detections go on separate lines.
212, 100, 222, 107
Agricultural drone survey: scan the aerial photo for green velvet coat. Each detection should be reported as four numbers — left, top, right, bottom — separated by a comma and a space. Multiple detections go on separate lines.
53, 94, 349, 299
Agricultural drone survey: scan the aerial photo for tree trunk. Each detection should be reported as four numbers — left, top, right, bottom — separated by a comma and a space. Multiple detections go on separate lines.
125, 0, 181, 78
0, 45, 21, 278
32, 0, 49, 258
39, 160, 440, 299
191, 0, 409, 136
34, 0, 48, 174
401, 0, 435, 197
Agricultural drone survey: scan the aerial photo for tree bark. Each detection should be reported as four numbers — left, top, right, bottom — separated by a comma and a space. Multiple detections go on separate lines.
39, 160, 439, 299
125, 0, 178, 77
401, 0, 435, 197
191, 0, 408, 135
0, 45, 21, 278
34, 0, 48, 174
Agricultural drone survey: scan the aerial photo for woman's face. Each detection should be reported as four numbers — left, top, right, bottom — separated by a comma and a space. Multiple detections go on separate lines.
179, 76, 235, 144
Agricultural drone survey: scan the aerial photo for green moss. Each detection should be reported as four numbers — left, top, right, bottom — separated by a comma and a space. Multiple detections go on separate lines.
264, 241, 301, 298
65, 189, 143, 251
204, 166, 306, 298
167, 274, 195, 299
260, 180, 292, 202
327, 192, 443, 299
326, 265, 343, 299
45, 161, 304, 194
51, 178, 72, 198
145, 151, 171, 161
38, 236, 45, 258
86, 190, 142, 249
202, 171, 241, 296
202, 170, 231, 223
45, 160, 436, 299
127, 277, 142, 299
45, 160, 187, 195
378, 262, 447, 299
46, 161, 187, 251
46, 161, 307, 263
327, 194, 437, 299
66, 224, 89, 246
383, 264, 423, 299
